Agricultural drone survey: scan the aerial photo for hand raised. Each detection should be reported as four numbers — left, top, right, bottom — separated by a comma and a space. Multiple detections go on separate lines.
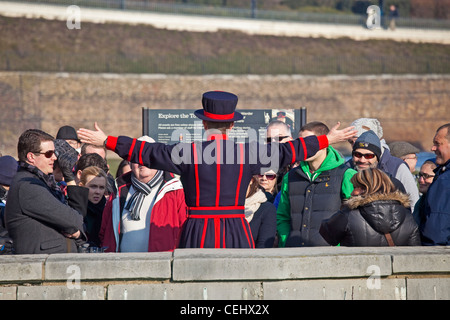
77, 122, 108, 147
326, 122, 357, 145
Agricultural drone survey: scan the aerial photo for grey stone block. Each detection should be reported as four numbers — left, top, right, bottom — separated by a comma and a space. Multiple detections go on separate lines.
263, 278, 407, 300
107, 282, 263, 300
172, 248, 392, 281
0, 286, 17, 300
17, 285, 105, 300
45, 252, 172, 281
0, 254, 47, 283
406, 278, 450, 300
392, 247, 450, 273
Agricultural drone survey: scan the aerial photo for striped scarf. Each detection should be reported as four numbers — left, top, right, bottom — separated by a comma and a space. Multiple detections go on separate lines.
125, 171, 163, 221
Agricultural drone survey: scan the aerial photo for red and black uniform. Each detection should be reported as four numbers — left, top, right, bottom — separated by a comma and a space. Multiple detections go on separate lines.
105, 133, 328, 248
104, 91, 329, 248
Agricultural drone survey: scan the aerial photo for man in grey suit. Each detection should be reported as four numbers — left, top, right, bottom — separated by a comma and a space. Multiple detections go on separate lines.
5, 129, 88, 254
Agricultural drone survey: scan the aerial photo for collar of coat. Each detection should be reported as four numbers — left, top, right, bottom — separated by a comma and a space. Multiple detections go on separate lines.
345, 191, 410, 210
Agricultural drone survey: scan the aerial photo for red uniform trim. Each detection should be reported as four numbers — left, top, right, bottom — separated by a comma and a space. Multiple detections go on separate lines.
189, 206, 245, 211
138, 140, 145, 165
287, 140, 296, 164
300, 138, 307, 161
192, 143, 200, 207
105, 136, 118, 151
127, 138, 136, 162
235, 144, 244, 206
188, 214, 245, 218
216, 140, 221, 206
200, 218, 208, 248
214, 218, 220, 248
207, 134, 228, 141
203, 111, 235, 120
241, 217, 254, 248
317, 135, 329, 150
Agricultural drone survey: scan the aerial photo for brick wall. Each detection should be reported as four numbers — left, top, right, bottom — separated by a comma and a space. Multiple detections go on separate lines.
0, 72, 448, 158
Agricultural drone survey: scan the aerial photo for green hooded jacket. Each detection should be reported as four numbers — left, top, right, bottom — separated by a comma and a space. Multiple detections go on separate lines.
276, 146, 357, 247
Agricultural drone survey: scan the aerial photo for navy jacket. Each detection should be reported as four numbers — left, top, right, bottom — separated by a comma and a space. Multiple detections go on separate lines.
420, 160, 450, 245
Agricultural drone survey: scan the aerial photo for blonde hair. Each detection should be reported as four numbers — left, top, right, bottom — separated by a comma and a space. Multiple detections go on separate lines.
79, 166, 108, 187
351, 168, 396, 195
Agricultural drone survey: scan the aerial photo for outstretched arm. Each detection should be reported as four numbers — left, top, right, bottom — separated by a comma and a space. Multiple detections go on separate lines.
78, 122, 184, 175
77, 122, 108, 147
78, 122, 356, 147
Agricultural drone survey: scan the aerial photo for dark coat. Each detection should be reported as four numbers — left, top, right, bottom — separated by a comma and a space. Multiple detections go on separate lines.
248, 202, 277, 248
420, 159, 450, 245
84, 196, 106, 247
320, 191, 421, 246
5, 169, 88, 254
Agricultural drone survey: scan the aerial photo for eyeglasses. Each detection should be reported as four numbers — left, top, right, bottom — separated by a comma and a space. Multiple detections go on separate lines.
266, 136, 289, 143
257, 173, 277, 180
416, 172, 435, 180
34, 150, 55, 158
352, 151, 376, 160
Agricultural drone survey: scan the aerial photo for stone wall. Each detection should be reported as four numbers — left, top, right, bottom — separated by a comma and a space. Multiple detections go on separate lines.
0, 72, 449, 158
0, 247, 449, 300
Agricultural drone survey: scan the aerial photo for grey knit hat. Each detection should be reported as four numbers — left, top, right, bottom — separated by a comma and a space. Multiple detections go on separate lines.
353, 130, 382, 160
351, 118, 383, 139
388, 141, 420, 158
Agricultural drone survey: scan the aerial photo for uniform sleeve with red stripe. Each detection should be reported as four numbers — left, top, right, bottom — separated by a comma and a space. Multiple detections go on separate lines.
106, 134, 328, 176
281, 134, 328, 164
249, 134, 329, 175
106, 135, 186, 175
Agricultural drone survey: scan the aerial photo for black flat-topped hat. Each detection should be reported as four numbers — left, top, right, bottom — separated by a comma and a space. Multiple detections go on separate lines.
56, 125, 80, 142
194, 91, 243, 122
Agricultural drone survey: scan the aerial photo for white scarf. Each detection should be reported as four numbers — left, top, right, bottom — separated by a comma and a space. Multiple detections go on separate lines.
244, 189, 268, 223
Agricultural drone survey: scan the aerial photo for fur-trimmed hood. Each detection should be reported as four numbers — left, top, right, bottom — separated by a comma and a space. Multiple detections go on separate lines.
345, 191, 411, 210
344, 191, 411, 234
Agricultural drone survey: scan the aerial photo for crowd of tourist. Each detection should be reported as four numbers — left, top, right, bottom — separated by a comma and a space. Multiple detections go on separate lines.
0, 91, 449, 254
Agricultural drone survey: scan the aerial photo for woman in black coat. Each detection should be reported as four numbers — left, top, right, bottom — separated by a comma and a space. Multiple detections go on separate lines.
320, 168, 421, 247
78, 166, 108, 248
245, 176, 277, 248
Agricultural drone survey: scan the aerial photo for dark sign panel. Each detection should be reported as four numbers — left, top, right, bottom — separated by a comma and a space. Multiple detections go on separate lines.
142, 108, 306, 144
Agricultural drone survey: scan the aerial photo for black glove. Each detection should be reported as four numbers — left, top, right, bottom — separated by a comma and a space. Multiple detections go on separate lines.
54, 139, 78, 183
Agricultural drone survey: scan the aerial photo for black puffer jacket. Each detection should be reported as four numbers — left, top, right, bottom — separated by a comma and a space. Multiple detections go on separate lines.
319, 191, 421, 246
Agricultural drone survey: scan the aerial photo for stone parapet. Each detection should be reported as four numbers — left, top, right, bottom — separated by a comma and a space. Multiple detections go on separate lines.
0, 247, 449, 300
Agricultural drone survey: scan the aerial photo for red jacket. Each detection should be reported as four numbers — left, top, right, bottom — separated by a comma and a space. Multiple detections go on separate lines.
99, 171, 187, 252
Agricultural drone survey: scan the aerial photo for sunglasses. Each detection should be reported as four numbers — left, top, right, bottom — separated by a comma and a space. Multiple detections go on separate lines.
352, 151, 376, 160
416, 172, 435, 180
266, 136, 289, 143
34, 150, 56, 158
257, 173, 277, 180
